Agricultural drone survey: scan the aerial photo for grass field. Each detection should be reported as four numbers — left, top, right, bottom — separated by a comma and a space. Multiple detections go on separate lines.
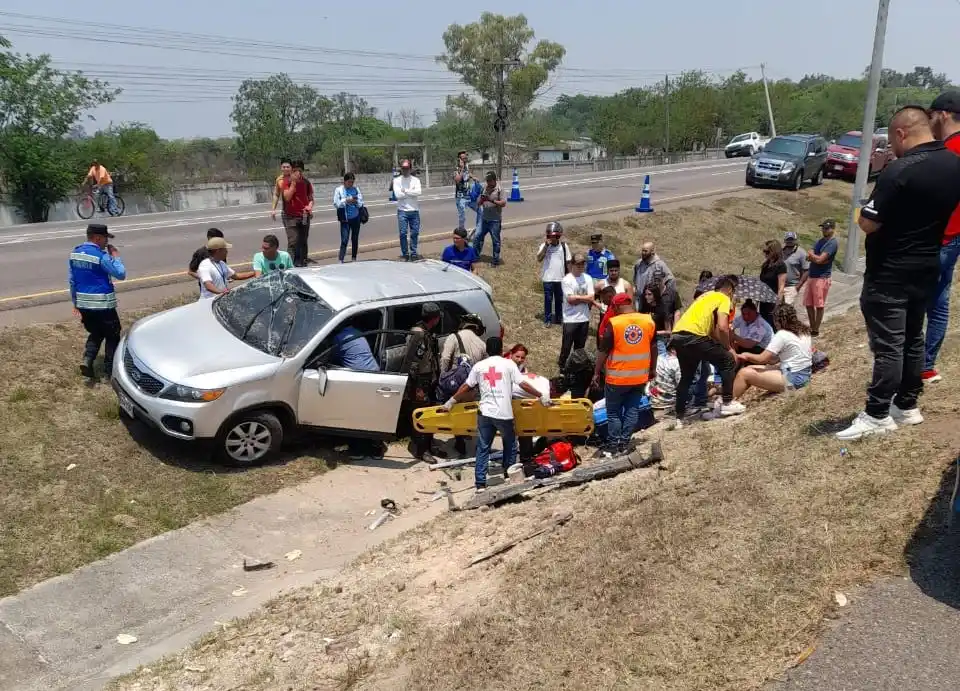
106, 181, 960, 691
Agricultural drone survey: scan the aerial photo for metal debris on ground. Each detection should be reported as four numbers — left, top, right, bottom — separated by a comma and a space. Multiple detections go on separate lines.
115, 633, 138, 645
242, 558, 275, 572
284, 549, 302, 562
468, 510, 574, 566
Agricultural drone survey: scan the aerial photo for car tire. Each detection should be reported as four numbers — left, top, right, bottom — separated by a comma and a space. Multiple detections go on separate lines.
812, 167, 824, 186
745, 176, 755, 187
747, 146, 756, 157
725, 152, 733, 159
216, 410, 284, 466
792, 170, 804, 191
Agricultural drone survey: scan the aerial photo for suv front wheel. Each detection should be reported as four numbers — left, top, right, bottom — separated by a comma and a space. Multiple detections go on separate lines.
792, 169, 804, 191
217, 410, 284, 466
812, 167, 824, 186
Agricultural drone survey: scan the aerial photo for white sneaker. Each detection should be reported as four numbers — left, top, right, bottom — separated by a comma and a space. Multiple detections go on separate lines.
891, 404, 924, 426
720, 400, 746, 417
835, 412, 898, 441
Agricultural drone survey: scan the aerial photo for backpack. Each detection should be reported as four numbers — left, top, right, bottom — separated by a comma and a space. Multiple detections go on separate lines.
811, 349, 829, 373
359, 206, 369, 224
468, 180, 483, 205
435, 333, 473, 400
530, 441, 580, 478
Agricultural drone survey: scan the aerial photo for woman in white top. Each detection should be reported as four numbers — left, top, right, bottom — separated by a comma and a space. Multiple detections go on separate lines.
732, 303, 813, 399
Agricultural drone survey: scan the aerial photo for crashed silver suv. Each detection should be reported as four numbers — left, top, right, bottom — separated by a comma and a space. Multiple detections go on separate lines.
111, 260, 501, 465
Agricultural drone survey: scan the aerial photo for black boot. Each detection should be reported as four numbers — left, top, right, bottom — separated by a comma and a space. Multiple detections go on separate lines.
80, 358, 95, 379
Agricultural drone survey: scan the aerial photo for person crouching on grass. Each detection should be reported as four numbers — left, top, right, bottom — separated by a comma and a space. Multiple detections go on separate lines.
732, 303, 813, 402
442, 336, 550, 494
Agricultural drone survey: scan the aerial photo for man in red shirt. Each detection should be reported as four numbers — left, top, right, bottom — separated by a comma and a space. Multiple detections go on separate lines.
280, 159, 314, 267
923, 91, 960, 383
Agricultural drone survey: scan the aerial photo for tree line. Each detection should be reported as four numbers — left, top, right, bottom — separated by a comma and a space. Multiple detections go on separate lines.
0, 15, 953, 223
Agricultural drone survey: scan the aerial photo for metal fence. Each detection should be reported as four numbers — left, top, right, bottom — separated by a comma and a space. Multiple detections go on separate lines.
426, 149, 725, 186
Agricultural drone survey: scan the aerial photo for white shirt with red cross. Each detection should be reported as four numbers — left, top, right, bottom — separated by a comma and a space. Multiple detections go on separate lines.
465, 355, 524, 420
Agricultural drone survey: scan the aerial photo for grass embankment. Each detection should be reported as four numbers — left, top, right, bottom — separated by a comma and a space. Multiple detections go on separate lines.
112, 181, 960, 690
0, 294, 331, 597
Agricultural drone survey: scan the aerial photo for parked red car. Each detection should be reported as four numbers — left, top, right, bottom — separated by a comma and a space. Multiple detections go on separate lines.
824, 131, 893, 179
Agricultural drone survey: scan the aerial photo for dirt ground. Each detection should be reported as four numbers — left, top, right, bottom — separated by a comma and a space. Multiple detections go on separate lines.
108, 181, 960, 691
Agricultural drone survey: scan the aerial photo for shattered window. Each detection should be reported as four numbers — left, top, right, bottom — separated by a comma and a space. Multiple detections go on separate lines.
213, 272, 334, 358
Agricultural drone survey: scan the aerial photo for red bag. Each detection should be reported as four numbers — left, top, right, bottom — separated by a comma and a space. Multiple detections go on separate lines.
533, 441, 579, 473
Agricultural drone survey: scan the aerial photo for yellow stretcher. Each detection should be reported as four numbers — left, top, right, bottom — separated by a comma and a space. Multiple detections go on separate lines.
412, 398, 595, 437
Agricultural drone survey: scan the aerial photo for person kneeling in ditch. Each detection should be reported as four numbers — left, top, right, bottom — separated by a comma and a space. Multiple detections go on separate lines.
442, 336, 550, 494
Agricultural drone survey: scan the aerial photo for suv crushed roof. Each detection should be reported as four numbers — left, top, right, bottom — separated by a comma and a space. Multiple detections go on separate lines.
291, 259, 492, 311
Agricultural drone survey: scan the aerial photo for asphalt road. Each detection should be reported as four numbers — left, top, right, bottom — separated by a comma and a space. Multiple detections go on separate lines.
0, 158, 747, 305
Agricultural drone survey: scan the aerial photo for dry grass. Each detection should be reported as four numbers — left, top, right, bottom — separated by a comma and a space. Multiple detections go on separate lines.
110, 181, 960, 691
0, 294, 333, 597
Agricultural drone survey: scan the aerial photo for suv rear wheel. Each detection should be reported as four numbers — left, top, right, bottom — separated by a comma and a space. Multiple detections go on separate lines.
217, 410, 284, 466
792, 169, 804, 191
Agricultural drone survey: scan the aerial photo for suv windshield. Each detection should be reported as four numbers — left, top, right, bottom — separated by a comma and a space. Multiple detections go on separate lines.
731, 134, 751, 143
213, 272, 334, 358
763, 137, 806, 157
836, 134, 862, 149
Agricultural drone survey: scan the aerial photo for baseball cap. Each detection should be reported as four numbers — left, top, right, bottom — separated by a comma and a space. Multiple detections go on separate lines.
819, 219, 836, 230
783, 231, 798, 243
86, 223, 114, 239
400, 159, 412, 169
572, 252, 587, 264
421, 302, 442, 318
590, 233, 603, 242
611, 293, 632, 307
545, 221, 563, 236
930, 90, 960, 114
453, 227, 467, 239
207, 237, 233, 250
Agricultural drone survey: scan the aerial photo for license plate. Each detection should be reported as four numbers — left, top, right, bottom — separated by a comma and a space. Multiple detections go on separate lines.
759, 173, 778, 180
833, 165, 844, 171
117, 390, 134, 418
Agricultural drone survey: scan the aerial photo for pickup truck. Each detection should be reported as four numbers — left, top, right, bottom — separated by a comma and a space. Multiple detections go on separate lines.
725, 132, 769, 158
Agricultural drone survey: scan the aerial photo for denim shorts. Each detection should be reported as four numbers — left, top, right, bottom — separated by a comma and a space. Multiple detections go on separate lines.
784, 366, 812, 390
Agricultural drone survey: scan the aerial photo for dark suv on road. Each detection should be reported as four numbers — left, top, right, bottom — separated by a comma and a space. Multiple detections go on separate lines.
745, 134, 829, 191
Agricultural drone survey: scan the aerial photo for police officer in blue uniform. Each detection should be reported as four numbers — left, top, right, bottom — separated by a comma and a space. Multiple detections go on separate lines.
68, 223, 127, 379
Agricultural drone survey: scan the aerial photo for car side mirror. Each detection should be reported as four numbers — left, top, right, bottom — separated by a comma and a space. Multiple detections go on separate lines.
316, 367, 328, 396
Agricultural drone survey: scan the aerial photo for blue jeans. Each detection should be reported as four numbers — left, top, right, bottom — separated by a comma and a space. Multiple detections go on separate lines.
99, 184, 118, 215
605, 383, 645, 449
784, 366, 812, 389
397, 210, 421, 258
924, 235, 960, 370
543, 281, 563, 324
339, 218, 361, 262
475, 414, 517, 489
690, 362, 710, 407
473, 218, 502, 264
455, 195, 468, 229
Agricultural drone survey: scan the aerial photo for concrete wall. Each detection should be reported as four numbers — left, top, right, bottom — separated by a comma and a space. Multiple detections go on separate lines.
0, 173, 395, 228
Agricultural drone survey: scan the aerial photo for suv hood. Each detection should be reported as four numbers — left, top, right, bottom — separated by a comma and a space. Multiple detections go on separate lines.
126, 299, 280, 384
756, 151, 801, 164
828, 144, 859, 156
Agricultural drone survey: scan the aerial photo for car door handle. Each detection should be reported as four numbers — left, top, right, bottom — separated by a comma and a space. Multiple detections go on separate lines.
376, 387, 401, 395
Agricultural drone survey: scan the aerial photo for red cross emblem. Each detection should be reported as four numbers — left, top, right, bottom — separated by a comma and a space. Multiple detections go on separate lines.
483, 366, 503, 386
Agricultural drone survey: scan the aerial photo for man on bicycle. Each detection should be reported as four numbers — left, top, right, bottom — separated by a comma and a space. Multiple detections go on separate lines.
84, 160, 119, 216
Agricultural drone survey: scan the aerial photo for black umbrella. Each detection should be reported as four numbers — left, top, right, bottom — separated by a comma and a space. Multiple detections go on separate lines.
696, 275, 778, 304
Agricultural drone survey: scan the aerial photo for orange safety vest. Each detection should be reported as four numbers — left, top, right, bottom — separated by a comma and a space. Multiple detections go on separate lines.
605, 312, 656, 386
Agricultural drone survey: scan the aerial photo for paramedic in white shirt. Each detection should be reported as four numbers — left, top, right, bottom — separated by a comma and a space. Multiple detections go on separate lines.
443, 337, 550, 493
394, 159, 422, 261
197, 237, 255, 299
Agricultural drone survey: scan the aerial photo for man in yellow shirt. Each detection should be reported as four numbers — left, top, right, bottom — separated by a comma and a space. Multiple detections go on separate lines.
271, 158, 293, 221
668, 275, 744, 426
84, 160, 118, 215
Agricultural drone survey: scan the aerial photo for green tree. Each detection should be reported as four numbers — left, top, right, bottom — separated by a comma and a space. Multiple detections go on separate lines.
230, 74, 333, 178
0, 35, 118, 221
438, 13, 565, 150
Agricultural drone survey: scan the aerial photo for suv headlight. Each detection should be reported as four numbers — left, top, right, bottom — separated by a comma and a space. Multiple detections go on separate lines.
781, 162, 796, 173
161, 385, 226, 402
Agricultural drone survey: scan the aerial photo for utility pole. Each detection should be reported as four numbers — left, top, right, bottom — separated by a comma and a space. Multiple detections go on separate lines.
664, 74, 670, 163
760, 63, 777, 138
843, 0, 890, 274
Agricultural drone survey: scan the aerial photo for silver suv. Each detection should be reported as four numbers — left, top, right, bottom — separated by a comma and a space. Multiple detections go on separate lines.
111, 260, 501, 465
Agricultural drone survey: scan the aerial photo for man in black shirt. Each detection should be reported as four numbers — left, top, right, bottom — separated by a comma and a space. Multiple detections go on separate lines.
837, 106, 960, 441
187, 228, 224, 280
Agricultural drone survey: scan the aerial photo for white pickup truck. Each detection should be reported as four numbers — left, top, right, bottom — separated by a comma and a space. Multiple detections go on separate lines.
725, 132, 769, 158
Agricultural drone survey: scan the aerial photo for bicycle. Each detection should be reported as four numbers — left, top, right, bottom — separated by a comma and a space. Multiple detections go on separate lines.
76, 186, 126, 220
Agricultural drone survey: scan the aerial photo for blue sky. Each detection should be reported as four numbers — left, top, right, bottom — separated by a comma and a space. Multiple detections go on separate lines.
1, 0, 957, 139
